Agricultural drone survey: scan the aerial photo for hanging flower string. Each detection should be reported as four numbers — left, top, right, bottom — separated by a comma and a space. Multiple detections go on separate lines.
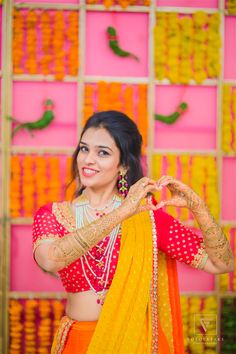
9, 299, 66, 353
25, 10, 38, 75
222, 85, 236, 154
10, 155, 77, 216
12, 9, 24, 74
219, 227, 236, 291
152, 154, 219, 223
83, 82, 148, 152
154, 12, 221, 84
12, 9, 79, 79
22, 156, 35, 217
67, 11, 79, 76
40, 11, 52, 76
10, 155, 21, 218
9, 300, 23, 354
226, 0, 236, 15
180, 296, 217, 353
48, 156, 61, 202
65, 156, 76, 201
86, 0, 150, 8
35, 156, 48, 210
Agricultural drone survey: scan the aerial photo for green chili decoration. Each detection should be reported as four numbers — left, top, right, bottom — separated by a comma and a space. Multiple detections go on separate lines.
8, 99, 54, 137
107, 26, 139, 61
154, 102, 188, 124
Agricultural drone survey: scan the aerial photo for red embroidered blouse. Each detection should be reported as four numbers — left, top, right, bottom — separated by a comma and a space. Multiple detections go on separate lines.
32, 202, 208, 293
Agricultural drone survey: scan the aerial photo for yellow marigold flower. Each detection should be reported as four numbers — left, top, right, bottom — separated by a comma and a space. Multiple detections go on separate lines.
193, 11, 208, 27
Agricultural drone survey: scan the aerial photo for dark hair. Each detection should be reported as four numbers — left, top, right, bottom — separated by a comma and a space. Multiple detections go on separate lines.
70, 110, 144, 197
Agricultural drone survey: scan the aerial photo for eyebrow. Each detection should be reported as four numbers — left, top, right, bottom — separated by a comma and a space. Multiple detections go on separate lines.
80, 141, 113, 152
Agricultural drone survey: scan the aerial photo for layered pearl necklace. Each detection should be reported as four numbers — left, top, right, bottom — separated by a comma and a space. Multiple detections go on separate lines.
75, 194, 122, 305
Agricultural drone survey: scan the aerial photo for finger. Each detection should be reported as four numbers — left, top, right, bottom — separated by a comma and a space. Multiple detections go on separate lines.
138, 177, 156, 188
156, 176, 175, 189
137, 203, 157, 213
141, 184, 158, 197
156, 198, 178, 209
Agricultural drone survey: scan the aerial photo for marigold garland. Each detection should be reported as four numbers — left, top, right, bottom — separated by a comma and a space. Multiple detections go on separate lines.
9, 299, 66, 353
47, 156, 61, 203
9, 300, 23, 354
86, 0, 150, 8
179, 155, 191, 221
151, 154, 220, 223
25, 10, 38, 75
180, 296, 217, 353
222, 85, 236, 154
219, 226, 231, 291
65, 156, 76, 201
12, 9, 24, 75
10, 155, 73, 216
83, 82, 148, 151
40, 11, 52, 76
10, 155, 21, 218
22, 156, 35, 217
226, 0, 236, 14
67, 11, 79, 76
24, 300, 37, 354
154, 11, 221, 84
12, 9, 79, 79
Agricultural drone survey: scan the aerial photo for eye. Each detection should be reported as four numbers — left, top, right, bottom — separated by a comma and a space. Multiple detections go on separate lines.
79, 145, 88, 152
98, 150, 109, 156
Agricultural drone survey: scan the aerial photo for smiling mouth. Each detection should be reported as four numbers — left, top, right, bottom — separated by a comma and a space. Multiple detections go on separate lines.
82, 167, 99, 177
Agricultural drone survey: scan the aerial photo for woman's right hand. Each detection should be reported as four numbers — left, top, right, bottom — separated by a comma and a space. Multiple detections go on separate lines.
119, 177, 158, 219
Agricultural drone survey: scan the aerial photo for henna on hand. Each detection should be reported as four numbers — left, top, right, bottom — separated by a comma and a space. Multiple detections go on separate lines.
191, 203, 234, 268
156, 175, 234, 270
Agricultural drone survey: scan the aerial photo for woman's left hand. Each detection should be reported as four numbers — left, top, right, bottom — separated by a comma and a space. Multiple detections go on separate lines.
156, 175, 204, 211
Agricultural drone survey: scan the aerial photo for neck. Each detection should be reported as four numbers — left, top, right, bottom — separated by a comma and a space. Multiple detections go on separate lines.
82, 185, 120, 208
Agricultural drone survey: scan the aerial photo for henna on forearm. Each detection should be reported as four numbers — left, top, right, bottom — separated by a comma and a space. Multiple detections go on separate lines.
190, 199, 234, 269
48, 206, 126, 268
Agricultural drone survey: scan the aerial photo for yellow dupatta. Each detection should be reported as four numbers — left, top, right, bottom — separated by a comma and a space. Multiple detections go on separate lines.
87, 211, 185, 354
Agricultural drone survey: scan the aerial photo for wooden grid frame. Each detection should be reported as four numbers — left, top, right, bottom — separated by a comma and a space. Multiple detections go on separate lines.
0, 0, 236, 352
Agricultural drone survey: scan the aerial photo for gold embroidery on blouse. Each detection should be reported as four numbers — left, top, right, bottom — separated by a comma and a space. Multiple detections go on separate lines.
191, 243, 209, 269
33, 235, 60, 252
52, 195, 89, 232
52, 201, 76, 232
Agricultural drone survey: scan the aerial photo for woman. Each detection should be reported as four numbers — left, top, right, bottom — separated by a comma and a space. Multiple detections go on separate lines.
33, 110, 234, 354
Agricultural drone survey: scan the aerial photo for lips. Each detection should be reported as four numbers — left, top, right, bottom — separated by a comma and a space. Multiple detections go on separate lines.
81, 167, 99, 177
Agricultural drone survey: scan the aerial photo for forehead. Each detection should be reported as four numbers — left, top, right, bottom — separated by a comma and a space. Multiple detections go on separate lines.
81, 127, 117, 147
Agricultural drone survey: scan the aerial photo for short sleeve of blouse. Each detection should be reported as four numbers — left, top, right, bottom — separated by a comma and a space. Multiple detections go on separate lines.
154, 209, 209, 269
32, 203, 63, 253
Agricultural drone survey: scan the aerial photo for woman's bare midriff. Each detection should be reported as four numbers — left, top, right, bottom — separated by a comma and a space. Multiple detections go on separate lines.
66, 290, 108, 321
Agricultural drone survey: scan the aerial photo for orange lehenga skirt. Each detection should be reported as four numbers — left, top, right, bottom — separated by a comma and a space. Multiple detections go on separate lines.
52, 317, 172, 354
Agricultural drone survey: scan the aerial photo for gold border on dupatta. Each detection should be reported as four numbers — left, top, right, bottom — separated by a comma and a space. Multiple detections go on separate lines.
149, 211, 158, 353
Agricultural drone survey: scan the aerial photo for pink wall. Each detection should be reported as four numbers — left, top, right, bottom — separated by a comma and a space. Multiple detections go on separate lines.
11, 226, 63, 292
85, 12, 148, 77
154, 86, 217, 150
12, 82, 78, 147
224, 17, 236, 80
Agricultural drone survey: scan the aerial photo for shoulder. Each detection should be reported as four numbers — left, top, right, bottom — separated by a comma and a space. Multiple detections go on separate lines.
33, 202, 54, 218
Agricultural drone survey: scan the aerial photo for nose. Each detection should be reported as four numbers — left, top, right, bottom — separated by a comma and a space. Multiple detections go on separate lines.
84, 151, 96, 164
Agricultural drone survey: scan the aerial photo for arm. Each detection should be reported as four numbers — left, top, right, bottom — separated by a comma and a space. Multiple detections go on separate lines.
156, 176, 234, 274
36, 177, 158, 273
191, 202, 234, 274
